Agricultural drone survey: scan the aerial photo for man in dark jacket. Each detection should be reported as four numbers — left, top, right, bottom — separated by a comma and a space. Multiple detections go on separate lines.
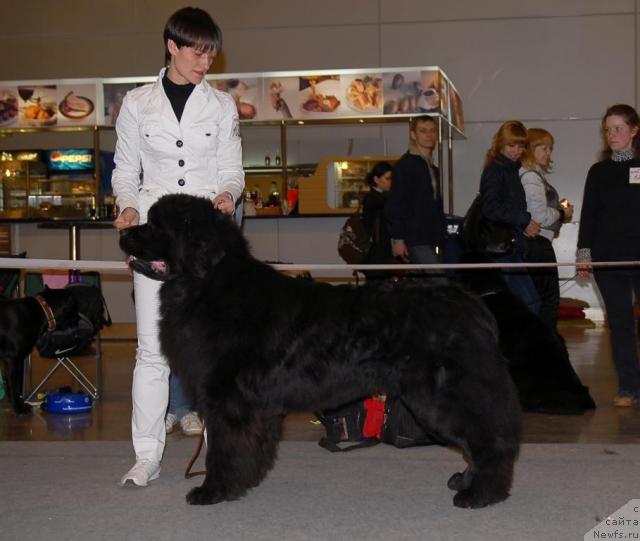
386, 116, 445, 269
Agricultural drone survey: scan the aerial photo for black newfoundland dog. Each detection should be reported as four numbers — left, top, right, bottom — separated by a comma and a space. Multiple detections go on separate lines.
456, 252, 596, 414
119, 194, 521, 508
0, 288, 78, 414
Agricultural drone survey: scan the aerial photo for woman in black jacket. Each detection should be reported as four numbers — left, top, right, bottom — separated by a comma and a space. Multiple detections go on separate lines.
479, 120, 541, 311
362, 161, 393, 280
577, 104, 640, 407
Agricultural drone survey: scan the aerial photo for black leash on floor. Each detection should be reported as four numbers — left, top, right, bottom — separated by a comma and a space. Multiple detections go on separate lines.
185, 430, 207, 479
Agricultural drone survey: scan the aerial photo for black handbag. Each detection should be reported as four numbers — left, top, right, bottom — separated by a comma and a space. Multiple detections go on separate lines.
315, 400, 380, 452
36, 313, 95, 357
316, 395, 439, 452
337, 211, 372, 265
380, 395, 439, 449
461, 195, 515, 257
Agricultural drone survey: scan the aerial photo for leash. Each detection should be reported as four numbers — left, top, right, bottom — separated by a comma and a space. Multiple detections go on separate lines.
184, 430, 207, 479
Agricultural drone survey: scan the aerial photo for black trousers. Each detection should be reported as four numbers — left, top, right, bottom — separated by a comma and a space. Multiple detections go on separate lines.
524, 236, 559, 333
594, 266, 640, 395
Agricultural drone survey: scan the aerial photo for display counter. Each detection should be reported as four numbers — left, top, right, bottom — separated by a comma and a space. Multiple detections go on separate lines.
1, 65, 464, 222
298, 156, 399, 214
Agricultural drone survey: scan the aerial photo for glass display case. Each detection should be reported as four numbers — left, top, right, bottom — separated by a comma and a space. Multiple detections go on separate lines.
27, 177, 95, 219
0, 156, 46, 219
0, 150, 96, 219
299, 156, 397, 214
327, 159, 384, 209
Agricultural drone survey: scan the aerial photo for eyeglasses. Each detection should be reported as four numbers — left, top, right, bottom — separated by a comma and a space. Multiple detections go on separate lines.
604, 125, 627, 135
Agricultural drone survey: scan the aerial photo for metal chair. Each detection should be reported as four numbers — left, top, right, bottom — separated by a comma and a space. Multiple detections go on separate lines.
23, 271, 109, 401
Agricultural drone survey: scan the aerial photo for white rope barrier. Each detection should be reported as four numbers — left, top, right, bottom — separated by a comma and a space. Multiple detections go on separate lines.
2, 257, 640, 273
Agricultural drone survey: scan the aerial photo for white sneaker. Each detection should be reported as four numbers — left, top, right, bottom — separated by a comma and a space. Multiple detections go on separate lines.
165, 412, 178, 433
120, 459, 160, 487
180, 411, 203, 436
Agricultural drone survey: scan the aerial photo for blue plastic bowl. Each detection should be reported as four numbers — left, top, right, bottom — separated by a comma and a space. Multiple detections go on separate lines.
45, 393, 93, 414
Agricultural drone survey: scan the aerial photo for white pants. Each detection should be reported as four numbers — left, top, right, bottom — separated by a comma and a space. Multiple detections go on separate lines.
131, 271, 169, 463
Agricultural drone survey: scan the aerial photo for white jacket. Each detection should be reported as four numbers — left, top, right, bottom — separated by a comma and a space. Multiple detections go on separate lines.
112, 68, 245, 222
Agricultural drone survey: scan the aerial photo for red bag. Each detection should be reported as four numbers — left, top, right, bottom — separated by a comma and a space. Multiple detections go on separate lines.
362, 397, 385, 439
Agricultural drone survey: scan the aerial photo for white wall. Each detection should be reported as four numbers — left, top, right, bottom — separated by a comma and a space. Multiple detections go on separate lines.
3, 0, 640, 320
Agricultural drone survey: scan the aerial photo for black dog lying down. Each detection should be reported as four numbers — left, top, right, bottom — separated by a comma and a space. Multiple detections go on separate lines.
120, 194, 522, 509
457, 252, 595, 414
0, 288, 77, 414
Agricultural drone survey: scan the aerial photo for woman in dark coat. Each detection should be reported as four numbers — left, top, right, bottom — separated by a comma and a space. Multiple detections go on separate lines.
362, 161, 393, 280
479, 120, 541, 312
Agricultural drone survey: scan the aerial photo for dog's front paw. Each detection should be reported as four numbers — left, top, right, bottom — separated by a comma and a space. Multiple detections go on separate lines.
186, 486, 224, 506
13, 402, 33, 416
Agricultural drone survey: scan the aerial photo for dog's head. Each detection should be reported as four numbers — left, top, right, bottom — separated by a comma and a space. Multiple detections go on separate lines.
119, 194, 248, 280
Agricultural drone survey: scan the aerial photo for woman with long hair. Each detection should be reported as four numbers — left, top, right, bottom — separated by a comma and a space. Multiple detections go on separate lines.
577, 104, 640, 407
479, 120, 540, 311
520, 128, 574, 332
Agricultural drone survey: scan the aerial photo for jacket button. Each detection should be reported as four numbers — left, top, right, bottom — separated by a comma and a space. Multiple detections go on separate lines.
178, 159, 185, 167
176, 140, 183, 148
178, 179, 185, 186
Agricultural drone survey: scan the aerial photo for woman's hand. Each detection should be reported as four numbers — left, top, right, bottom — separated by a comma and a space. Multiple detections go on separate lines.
212, 192, 235, 215
576, 262, 592, 278
576, 248, 592, 278
562, 203, 574, 223
524, 219, 541, 238
114, 207, 140, 231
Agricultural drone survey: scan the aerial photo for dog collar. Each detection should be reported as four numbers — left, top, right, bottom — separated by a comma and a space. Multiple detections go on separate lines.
35, 295, 57, 332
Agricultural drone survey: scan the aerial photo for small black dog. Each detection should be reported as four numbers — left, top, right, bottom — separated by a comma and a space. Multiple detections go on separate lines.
457, 252, 596, 414
0, 288, 77, 414
120, 194, 522, 509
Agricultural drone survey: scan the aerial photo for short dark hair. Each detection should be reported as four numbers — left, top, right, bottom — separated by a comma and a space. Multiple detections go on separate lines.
409, 115, 437, 132
163, 7, 222, 65
365, 161, 393, 187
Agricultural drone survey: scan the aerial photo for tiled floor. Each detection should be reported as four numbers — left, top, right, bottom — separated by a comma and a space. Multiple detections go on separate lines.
1, 322, 639, 443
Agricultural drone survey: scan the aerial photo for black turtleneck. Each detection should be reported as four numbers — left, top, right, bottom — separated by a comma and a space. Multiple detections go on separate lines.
578, 157, 640, 257
162, 73, 195, 122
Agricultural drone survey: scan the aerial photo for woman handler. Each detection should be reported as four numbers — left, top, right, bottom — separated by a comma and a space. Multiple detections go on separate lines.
113, 7, 244, 486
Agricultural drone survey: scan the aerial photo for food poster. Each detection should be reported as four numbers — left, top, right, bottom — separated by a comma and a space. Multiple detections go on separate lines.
343, 73, 383, 115
212, 77, 260, 120
297, 74, 343, 119
17, 85, 58, 126
56, 84, 97, 126
382, 70, 441, 116
104, 83, 138, 126
261, 76, 298, 121
0, 87, 19, 127
449, 85, 464, 133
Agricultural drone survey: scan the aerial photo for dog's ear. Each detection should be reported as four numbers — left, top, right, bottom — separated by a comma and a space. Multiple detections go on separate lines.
191, 213, 227, 278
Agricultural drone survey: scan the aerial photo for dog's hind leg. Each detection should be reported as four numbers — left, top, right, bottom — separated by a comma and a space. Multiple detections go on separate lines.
186, 406, 284, 505
448, 396, 520, 509
447, 436, 518, 509
402, 375, 520, 509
